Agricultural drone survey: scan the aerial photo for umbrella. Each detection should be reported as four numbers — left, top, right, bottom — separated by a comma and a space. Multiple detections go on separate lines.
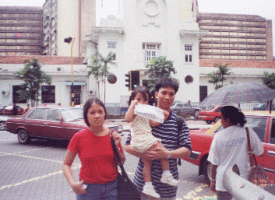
199, 83, 275, 112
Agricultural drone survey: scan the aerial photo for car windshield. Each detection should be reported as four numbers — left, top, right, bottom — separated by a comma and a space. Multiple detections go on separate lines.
61, 108, 83, 122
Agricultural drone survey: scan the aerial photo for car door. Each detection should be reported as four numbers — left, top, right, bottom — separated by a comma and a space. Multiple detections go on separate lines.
263, 118, 275, 182
44, 109, 67, 139
24, 108, 47, 137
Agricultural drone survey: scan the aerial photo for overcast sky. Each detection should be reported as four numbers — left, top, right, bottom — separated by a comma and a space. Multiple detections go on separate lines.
0, 0, 274, 56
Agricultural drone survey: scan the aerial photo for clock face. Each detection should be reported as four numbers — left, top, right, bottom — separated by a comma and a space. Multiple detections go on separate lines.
143, 0, 160, 17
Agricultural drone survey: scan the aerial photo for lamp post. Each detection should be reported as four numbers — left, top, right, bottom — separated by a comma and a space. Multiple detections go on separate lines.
64, 37, 75, 107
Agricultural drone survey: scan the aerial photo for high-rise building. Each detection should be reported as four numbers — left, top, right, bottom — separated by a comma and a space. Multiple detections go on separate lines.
198, 13, 273, 61
0, 6, 43, 56
43, 0, 96, 57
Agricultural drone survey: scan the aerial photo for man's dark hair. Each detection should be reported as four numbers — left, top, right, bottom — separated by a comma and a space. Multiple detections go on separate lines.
83, 97, 107, 127
155, 77, 179, 93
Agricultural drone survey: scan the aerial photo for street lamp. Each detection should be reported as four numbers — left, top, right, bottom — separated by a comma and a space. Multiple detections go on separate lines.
64, 37, 75, 107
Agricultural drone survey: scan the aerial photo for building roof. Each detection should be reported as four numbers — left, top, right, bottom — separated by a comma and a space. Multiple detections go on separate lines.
200, 59, 275, 69
0, 56, 85, 65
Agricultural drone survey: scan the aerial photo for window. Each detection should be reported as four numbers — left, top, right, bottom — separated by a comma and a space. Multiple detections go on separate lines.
245, 116, 267, 142
185, 45, 193, 63
13, 85, 27, 103
143, 43, 160, 63
108, 42, 116, 49
26, 109, 46, 120
46, 109, 61, 121
42, 86, 55, 103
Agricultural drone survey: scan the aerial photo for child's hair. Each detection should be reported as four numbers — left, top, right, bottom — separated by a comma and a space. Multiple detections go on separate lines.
128, 86, 152, 106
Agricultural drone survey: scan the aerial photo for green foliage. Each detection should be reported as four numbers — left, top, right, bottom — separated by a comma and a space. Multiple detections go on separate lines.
87, 51, 116, 103
208, 63, 231, 90
145, 56, 177, 93
14, 58, 52, 106
262, 71, 275, 89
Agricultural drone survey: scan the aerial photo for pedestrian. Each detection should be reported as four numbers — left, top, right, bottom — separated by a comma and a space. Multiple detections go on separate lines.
58, 103, 61, 106
125, 78, 192, 200
208, 106, 264, 200
125, 86, 177, 199
62, 97, 126, 200
187, 100, 191, 106
23, 104, 30, 114
12, 103, 18, 117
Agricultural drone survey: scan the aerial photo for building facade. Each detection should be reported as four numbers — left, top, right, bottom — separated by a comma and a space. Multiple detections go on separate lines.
43, 0, 96, 57
0, 7, 43, 56
84, 0, 206, 104
198, 13, 273, 61
0, 55, 90, 109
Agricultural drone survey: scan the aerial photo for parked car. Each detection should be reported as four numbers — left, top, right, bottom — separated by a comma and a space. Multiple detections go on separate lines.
0, 115, 10, 131
253, 102, 275, 111
170, 102, 201, 119
198, 105, 223, 124
6, 107, 123, 144
0, 105, 24, 115
184, 111, 275, 184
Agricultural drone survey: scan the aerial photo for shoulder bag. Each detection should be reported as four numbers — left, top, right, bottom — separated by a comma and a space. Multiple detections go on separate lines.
246, 128, 269, 186
110, 132, 141, 200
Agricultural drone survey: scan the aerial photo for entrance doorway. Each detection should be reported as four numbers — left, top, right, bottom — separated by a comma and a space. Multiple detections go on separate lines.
200, 86, 207, 102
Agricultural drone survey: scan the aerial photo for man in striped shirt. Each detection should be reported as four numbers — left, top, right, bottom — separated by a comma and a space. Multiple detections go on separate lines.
125, 78, 192, 200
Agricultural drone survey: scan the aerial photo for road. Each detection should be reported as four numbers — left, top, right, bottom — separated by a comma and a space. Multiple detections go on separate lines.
0, 120, 216, 200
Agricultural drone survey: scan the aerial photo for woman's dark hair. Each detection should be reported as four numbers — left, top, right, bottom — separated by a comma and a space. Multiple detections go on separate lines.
155, 77, 179, 94
128, 86, 152, 106
221, 106, 247, 127
83, 97, 107, 127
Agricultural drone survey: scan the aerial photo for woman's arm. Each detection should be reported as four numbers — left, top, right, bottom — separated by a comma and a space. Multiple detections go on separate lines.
210, 164, 217, 192
62, 150, 86, 195
125, 100, 138, 123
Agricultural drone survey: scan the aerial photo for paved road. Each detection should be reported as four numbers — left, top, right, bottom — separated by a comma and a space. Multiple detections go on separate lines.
0, 120, 216, 200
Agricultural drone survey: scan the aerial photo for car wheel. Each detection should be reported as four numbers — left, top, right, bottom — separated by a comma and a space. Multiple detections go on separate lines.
206, 120, 212, 124
214, 117, 220, 123
202, 159, 211, 184
0, 121, 6, 131
17, 129, 31, 144
194, 110, 200, 119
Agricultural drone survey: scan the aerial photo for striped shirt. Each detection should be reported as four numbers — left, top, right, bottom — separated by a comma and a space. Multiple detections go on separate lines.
125, 112, 192, 198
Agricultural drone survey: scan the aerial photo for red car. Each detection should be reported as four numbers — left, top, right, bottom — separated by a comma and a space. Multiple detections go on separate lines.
198, 106, 223, 124
185, 111, 275, 184
0, 105, 24, 115
6, 107, 123, 144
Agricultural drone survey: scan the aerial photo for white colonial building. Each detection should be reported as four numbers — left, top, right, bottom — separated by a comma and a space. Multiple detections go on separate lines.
84, 0, 206, 104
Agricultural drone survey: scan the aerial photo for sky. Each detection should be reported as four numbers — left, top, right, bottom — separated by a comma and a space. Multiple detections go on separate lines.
0, 0, 274, 56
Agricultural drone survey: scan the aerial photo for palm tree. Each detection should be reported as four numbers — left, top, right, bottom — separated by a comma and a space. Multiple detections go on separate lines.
214, 63, 231, 86
262, 71, 275, 89
87, 51, 116, 103
208, 72, 222, 90
14, 58, 52, 107
146, 56, 177, 93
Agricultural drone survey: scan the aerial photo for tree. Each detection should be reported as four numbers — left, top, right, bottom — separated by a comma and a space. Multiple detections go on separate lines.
208, 71, 222, 90
145, 56, 177, 104
214, 63, 231, 86
262, 71, 275, 89
14, 58, 52, 107
87, 51, 116, 103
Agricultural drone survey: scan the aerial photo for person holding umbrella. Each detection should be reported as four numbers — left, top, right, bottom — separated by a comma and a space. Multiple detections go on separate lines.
207, 106, 263, 200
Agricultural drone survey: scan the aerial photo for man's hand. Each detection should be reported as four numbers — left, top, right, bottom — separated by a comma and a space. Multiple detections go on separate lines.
145, 142, 168, 160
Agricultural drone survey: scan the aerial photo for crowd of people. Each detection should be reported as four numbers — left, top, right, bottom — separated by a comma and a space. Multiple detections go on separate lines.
61, 77, 264, 200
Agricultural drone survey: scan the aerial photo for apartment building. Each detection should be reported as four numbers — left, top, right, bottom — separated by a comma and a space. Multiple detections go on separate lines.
43, 0, 96, 57
0, 7, 43, 56
198, 13, 273, 61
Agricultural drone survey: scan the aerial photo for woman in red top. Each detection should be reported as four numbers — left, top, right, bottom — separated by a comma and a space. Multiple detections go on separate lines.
62, 98, 125, 200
